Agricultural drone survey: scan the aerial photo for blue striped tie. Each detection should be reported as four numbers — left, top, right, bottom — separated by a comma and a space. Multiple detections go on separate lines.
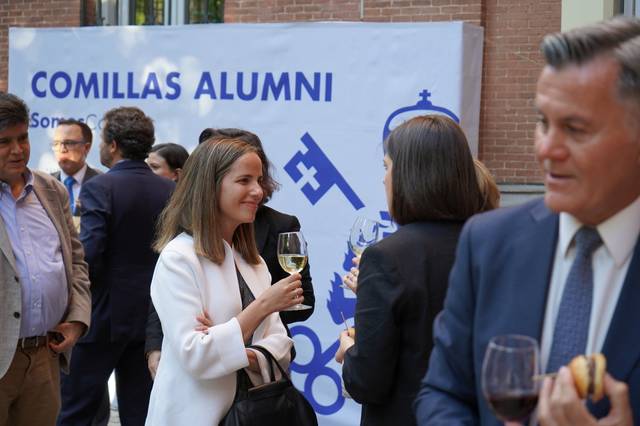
64, 175, 76, 214
547, 226, 602, 373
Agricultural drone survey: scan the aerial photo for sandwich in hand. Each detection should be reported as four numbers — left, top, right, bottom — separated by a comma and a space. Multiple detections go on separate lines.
568, 353, 606, 402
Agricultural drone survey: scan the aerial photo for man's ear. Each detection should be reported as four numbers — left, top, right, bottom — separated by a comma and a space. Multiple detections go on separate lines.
174, 168, 182, 181
109, 140, 118, 154
84, 143, 92, 156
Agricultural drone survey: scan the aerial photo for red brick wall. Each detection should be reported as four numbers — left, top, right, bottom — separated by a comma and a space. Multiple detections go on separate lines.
226, 0, 559, 184
0, 0, 82, 92
479, 0, 560, 183
0, 0, 560, 184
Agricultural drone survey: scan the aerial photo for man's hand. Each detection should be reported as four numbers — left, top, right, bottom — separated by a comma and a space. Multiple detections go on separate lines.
49, 321, 85, 353
538, 366, 633, 426
147, 350, 161, 380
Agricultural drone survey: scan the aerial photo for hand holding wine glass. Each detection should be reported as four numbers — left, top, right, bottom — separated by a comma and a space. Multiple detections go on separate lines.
277, 232, 312, 311
482, 335, 540, 424
341, 217, 379, 292
257, 273, 303, 313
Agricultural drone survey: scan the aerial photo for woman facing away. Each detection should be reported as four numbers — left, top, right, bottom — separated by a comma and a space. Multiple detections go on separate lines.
335, 115, 487, 426
144, 137, 304, 425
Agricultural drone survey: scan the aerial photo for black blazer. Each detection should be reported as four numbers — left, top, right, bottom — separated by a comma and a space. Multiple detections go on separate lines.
145, 205, 315, 353
52, 165, 102, 216
342, 221, 463, 426
80, 160, 174, 342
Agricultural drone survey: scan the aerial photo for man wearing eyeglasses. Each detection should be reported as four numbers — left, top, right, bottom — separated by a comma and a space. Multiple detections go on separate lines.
51, 119, 101, 217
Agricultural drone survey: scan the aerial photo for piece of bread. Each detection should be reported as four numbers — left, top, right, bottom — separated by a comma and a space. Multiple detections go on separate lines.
568, 353, 606, 402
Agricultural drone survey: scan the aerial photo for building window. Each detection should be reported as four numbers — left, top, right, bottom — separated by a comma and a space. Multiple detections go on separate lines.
95, 0, 224, 26
617, 0, 640, 16
131, 0, 166, 25
186, 0, 224, 23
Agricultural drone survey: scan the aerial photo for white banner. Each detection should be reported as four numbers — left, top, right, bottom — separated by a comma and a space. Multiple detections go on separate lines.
9, 22, 483, 425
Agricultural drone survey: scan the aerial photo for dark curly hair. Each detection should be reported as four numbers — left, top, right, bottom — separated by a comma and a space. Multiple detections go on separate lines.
102, 107, 155, 160
0, 92, 29, 132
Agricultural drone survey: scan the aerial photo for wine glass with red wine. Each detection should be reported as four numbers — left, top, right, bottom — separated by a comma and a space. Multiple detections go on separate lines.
482, 335, 540, 424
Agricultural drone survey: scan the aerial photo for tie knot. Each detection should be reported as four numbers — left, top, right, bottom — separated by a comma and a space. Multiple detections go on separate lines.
64, 176, 76, 186
574, 226, 602, 256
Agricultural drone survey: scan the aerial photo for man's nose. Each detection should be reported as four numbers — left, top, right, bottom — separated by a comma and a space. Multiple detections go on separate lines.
536, 127, 568, 161
9, 140, 24, 154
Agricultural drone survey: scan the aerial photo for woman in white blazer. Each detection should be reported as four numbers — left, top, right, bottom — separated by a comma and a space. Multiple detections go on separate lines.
145, 137, 305, 426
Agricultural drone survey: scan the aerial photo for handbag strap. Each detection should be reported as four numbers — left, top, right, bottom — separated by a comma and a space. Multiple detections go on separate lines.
247, 345, 290, 382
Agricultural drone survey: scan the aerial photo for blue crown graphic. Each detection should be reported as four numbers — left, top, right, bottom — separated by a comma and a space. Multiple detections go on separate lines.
382, 89, 459, 141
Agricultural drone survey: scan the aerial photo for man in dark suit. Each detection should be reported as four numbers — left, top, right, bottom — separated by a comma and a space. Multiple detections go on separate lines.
51, 119, 101, 217
415, 17, 640, 426
57, 107, 174, 426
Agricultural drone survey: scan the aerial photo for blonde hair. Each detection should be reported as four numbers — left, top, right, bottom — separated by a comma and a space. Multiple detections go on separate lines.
474, 159, 500, 211
153, 137, 261, 264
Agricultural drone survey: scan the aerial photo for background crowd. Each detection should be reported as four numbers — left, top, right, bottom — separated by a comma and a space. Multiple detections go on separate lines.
0, 15, 639, 426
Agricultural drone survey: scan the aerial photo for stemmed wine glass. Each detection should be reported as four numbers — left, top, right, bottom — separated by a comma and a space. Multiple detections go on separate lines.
482, 335, 541, 424
277, 231, 311, 311
348, 217, 380, 257
340, 217, 380, 290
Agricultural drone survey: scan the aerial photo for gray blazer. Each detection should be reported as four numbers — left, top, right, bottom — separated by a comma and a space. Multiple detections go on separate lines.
0, 171, 91, 377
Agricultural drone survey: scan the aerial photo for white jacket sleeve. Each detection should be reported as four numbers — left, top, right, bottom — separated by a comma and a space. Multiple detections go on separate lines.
151, 248, 249, 380
245, 310, 292, 385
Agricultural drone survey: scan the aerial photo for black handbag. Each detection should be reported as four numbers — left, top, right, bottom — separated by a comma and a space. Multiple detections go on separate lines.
219, 345, 318, 426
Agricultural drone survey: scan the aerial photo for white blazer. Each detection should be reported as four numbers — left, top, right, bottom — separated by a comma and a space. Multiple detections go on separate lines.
145, 233, 293, 426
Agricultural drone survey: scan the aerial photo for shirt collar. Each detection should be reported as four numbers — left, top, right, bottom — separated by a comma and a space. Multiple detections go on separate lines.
559, 195, 640, 267
0, 169, 34, 199
60, 164, 87, 184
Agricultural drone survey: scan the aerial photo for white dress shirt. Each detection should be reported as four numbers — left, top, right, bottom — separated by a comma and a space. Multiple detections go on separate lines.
540, 195, 640, 372
60, 164, 88, 204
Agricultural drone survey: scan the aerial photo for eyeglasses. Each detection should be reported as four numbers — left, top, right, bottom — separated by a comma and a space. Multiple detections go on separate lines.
51, 140, 87, 151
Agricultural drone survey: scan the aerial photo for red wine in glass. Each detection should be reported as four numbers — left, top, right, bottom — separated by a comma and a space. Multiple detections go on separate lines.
487, 392, 539, 422
482, 335, 541, 422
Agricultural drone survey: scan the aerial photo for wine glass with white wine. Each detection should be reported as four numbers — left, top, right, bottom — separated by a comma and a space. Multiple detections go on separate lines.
349, 217, 380, 257
277, 231, 312, 311
340, 217, 380, 290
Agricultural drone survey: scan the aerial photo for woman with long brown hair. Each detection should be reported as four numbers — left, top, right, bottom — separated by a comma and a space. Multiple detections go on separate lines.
145, 137, 303, 425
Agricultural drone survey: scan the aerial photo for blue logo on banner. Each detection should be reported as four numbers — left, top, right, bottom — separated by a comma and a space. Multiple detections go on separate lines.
290, 89, 452, 416
284, 132, 364, 210
382, 89, 460, 141
291, 210, 397, 415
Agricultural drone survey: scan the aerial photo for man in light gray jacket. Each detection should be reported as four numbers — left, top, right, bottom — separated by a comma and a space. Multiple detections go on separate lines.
0, 92, 91, 426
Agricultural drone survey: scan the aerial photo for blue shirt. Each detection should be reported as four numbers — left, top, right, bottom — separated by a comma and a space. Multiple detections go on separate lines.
0, 171, 68, 337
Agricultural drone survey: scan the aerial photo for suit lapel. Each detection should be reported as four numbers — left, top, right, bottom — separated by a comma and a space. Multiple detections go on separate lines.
82, 166, 99, 183
508, 201, 559, 341
601, 238, 640, 379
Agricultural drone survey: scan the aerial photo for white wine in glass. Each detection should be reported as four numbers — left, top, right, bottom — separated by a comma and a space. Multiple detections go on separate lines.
278, 254, 308, 274
340, 217, 380, 290
349, 217, 380, 257
277, 232, 312, 311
